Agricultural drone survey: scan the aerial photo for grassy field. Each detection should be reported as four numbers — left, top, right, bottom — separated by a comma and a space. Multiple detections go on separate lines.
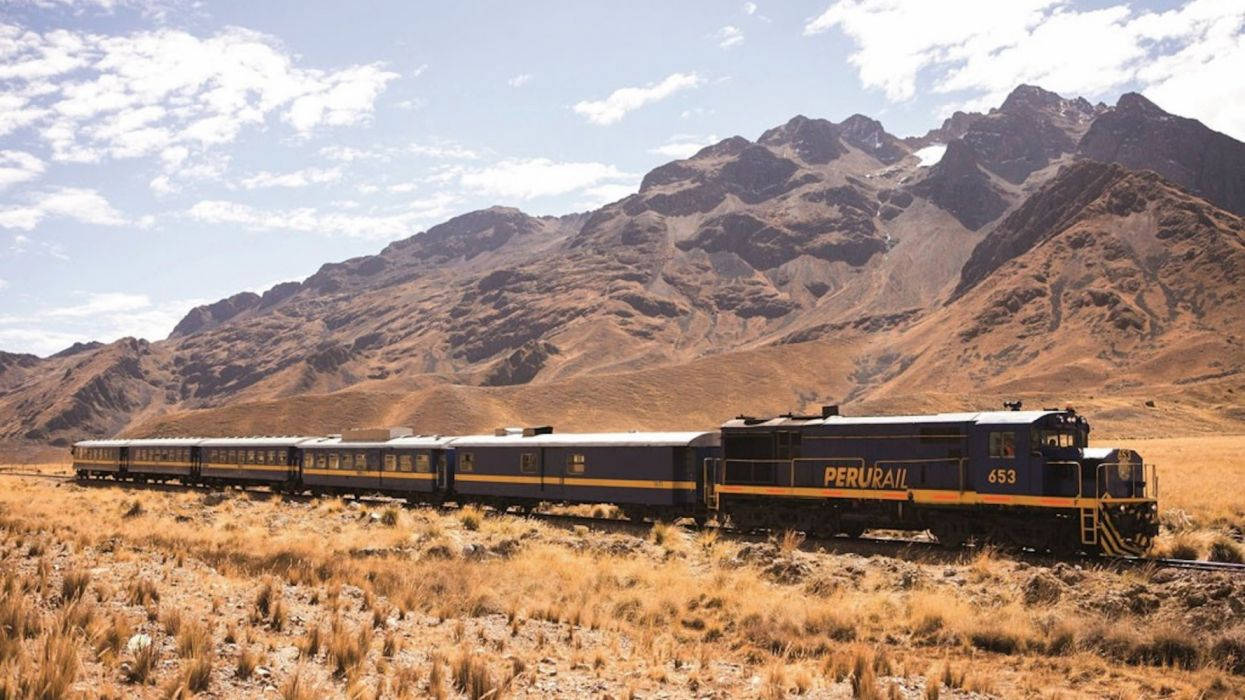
0, 470, 1243, 698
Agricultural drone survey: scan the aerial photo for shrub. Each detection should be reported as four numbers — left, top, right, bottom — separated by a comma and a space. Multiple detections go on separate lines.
459, 506, 483, 532
381, 507, 400, 527
1209, 631, 1245, 675
236, 647, 258, 679
1208, 538, 1244, 564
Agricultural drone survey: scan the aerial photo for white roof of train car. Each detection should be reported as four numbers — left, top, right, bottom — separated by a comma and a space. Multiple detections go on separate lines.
449, 431, 720, 448
300, 436, 455, 449
721, 410, 1061, 428
197, 437, 316, 447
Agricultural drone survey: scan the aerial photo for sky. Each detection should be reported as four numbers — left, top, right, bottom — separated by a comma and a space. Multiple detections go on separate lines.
0, 0, 1241, 357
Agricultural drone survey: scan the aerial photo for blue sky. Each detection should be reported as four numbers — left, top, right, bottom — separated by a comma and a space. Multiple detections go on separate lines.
1, 0, 1241, 356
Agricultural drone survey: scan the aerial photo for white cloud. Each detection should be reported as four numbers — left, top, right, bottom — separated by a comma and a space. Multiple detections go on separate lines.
186, 195, 459, 240
649, 134, 721, 159
239, 167, 342, 189
0, 278, 7, 290
0, 150, 46, 187
408, 142, 480, 160
45, 291, 150, 317
804, 0, 1245, 139
319, 145, 389, 162
575, 183, 639, 210
573, 72, 703, 125
715, 26, 744, 49
0, 187, 126, 229
0, 23, 400, 163
507, 73, 533, 87
743, 1, 758, 14
0, 291, 211, 355
456, 158, 637, 200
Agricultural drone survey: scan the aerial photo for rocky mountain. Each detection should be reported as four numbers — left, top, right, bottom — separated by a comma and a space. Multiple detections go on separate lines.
3, 85, 1244, 444
1078, 93, 1245, 216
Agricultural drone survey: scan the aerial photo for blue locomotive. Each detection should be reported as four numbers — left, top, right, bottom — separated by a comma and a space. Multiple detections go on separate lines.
72, 404, 1158, 556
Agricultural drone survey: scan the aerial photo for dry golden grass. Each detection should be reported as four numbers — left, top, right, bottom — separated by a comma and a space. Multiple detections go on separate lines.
0, 468, 1240, 697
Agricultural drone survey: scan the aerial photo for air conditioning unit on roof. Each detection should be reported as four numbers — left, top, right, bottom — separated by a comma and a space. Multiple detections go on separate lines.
342, 427, 413, 442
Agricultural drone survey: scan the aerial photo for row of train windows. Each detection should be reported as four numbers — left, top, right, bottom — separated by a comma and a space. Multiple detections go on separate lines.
134, 448, 190, 462
80, 448, 117, 460
206, 448, 289, 466
455, 452, 586, 474
309, 452, 434, 473
511, 453, 586, 475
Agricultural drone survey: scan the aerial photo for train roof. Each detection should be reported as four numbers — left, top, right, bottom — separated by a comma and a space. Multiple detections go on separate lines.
74, 439, 134, 447
450, 431, 720, 448
196, 436, 316, 447
721, 410, 1063, 429
300, 435, 456, 449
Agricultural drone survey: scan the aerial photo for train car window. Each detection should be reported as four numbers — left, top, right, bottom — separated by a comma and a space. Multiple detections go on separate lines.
568, 453, 585, 474
415, 454, 430, 473
459, 453, 474, 472
398, 454, 413, 472
328, 453, 340, 469
246, 450, 255, 463
383, 454, 396, 471
989, 432, 1016, 458
520, 453, 536, 474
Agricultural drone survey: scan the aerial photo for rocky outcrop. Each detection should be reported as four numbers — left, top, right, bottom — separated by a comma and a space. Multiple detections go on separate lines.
1078, 92, 1245, 216
908, 140, 1009, 230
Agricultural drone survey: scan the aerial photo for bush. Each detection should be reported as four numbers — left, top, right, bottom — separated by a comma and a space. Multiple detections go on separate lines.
1210, 632, 1245, 675
1208, 538, 1244, 564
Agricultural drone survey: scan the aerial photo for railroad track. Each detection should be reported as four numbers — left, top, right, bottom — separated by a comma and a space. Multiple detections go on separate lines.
2, 471, 1240, 573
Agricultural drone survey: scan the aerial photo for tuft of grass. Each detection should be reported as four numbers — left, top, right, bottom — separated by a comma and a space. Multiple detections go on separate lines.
126, 578, 159, 607
381, 507, 400, 527
327, 619, 371, 678
176, 620, 212, 659
1208, 538, 1244, 563
124, 634, 157, 684
236, 646, 258, 679
301, 624, 323, 658
60, 567, 90, 604
779, 529, 805, 554
25, 629, 80, 699
280, 665, 320, 700
181, 654, 213, 693
453, 649, 503, 700
122, 500, 144, 518
459, 505, 483, 531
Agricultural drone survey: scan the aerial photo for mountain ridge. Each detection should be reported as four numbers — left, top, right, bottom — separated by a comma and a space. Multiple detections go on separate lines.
4, 84, 1244, 444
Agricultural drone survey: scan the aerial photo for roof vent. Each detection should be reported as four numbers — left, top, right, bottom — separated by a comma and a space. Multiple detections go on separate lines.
821, 405, 840, 418
1003, 400, 1023, 411
522, 426, 553, 437
494, 427, 524, 436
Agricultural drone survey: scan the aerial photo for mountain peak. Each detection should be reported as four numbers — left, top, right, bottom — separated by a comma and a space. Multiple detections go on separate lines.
1115, 91, 1162, 114
757, 115, 846, 164
999, 84, 1067, 114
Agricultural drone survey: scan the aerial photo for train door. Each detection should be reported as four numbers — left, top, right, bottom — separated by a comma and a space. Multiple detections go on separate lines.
119, 446, 129, 476
538, 448, 562, 501
775, 431, 800, 487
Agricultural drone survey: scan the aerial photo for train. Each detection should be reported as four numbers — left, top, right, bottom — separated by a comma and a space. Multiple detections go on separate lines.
71, 403, 1159, 556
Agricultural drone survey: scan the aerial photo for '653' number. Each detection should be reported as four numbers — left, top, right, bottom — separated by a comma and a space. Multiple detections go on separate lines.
987, 468, 1017, 484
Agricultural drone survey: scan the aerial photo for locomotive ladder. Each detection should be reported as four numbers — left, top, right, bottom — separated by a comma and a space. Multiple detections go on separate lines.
1078, 506, 1098, 545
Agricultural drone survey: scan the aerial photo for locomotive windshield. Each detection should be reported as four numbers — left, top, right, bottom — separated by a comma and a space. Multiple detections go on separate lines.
1030, 428, 1085, 451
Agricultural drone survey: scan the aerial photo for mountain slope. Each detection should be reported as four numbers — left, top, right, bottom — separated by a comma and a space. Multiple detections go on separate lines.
3, 85, 1244, 444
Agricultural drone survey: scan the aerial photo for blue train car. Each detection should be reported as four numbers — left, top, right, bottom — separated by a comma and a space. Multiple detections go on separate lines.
448, 429, 720, 518
299, 433, 454, 498
125, 437, 201, 482
72, 439, 128, 478
198, 437, 307, 486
